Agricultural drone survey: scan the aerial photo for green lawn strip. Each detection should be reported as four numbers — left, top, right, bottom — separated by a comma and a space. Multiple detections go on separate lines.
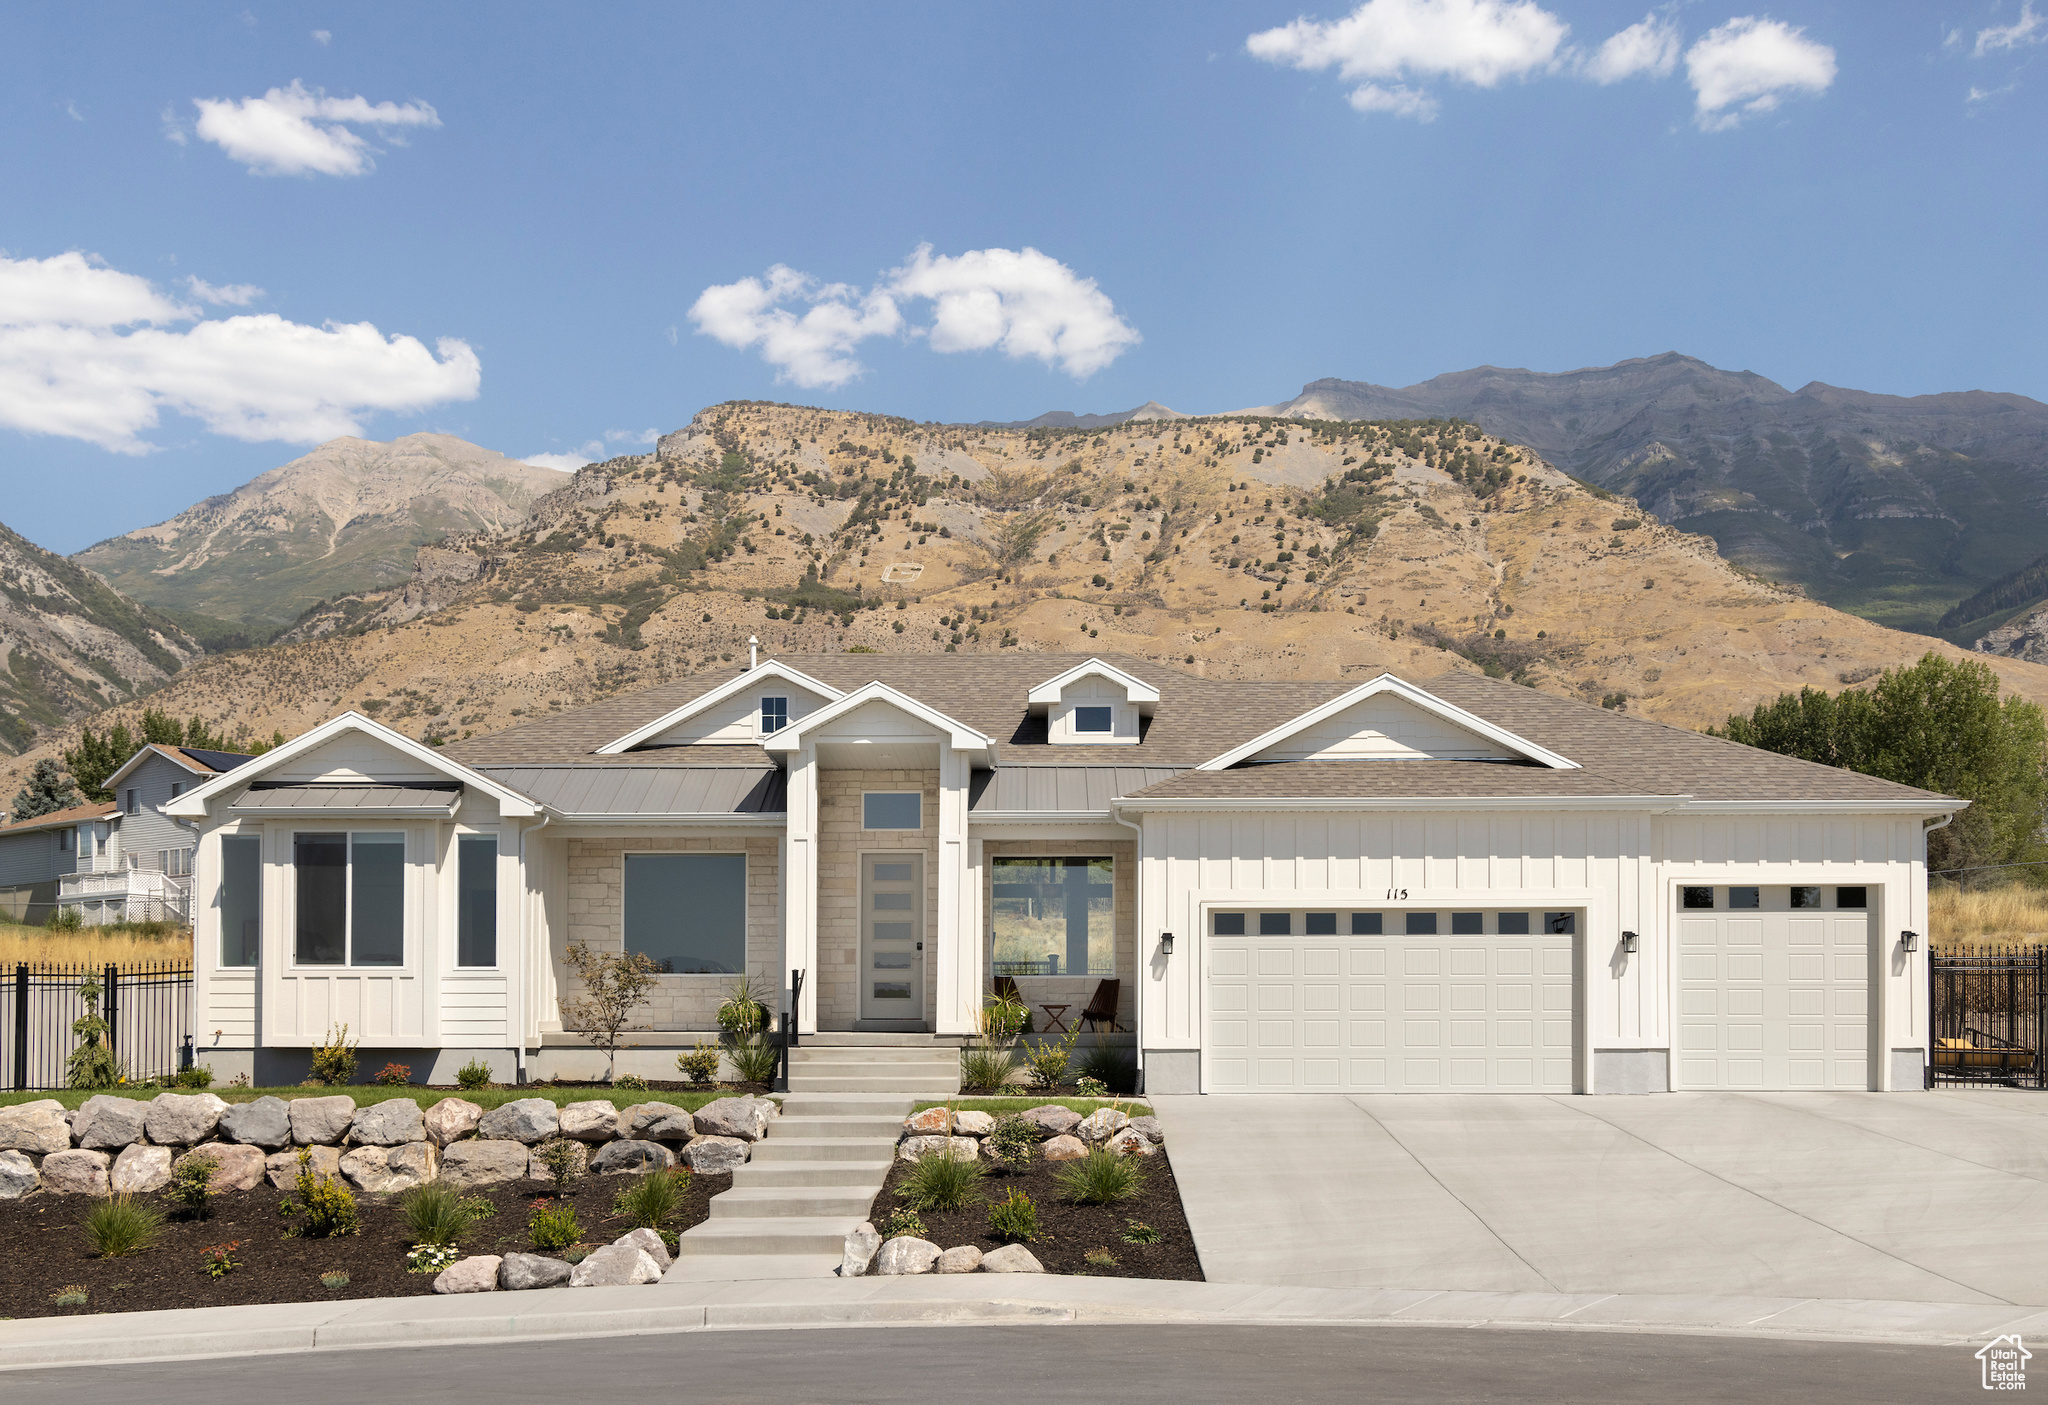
0, 1086, 735, 1112
910, 1097, 1150, 1116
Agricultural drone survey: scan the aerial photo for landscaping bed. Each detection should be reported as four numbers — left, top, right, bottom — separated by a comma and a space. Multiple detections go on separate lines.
0, 1170, 727, 1319
0, 1085, 767, 1113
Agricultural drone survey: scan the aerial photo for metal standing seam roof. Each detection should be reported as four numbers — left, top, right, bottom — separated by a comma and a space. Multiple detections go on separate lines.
476, 766, 786, 817
969, 766, 1189, 815
233, 784, 463, 813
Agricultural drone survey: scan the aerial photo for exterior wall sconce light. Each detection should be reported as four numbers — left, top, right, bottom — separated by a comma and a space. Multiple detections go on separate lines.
1621, 931, 1639, 954
1901, 930, 1919, 952
1160, 931, 1175, 956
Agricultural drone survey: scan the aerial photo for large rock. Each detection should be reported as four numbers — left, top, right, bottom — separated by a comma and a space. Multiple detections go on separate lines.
591, 1140, 675, 1175
936, 1244, 984, 1273
1019, 1105, 1082, 1139
1041, 1134, 1088, 1162
557, 1101, 619, 1142
440, 1139, 531, 1189
350, 1098, 427, 1147
500, 1252, 573, 1290
980, 1243, 1046, 1273
76, 1096, 149, 1151
904, 1106, 960, 1135
144, 1092, 228, 1147
693, 1096, 777, 1142
40, 1148, 110, 1194
897, 1135, 979, 1163
175, 1143, 266, 1192
872, 1236, 942, 1275
951, 1111, 995, 1136
624, 1103, 695, 1142
839, 1222, 881, 1277
569, 1244, 663, 1286
1074, 1108, 1130, 1144
1128, 1115, 1164, 1145
343, 1141, 435, 1191
0, 1148, 40, 1198
682, 1136, 749, 1173
433, 1255, 503, 1294
1105, 1126, 1156, 1157
613, 1226, 673, 1270
478, 1098, 559, 1145
217, 1096, 293, 1150
111, 1143, 173, 1193
0, 1100, 75, 1156
289, 1095, 357, 1147
266, 1145, 341, 1189
527, 1140, 589, 1182
423, 1098, 483, 1148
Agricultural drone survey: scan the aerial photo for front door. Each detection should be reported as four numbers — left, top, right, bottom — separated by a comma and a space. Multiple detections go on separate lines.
860, 853, 925, 1022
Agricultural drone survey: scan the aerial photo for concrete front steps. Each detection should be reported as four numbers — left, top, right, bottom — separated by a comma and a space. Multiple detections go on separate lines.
784, 1040, 962, 1096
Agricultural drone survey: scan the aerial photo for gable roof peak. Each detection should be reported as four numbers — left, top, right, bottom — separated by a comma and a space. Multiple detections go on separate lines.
1197, 672, 1579, 771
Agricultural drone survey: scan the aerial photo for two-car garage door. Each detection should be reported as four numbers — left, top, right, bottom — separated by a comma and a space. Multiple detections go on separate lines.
1207, 909, 1575, 1093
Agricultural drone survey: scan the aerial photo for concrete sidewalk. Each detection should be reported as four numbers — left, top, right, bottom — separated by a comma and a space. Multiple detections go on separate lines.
2, 1275, 2043, 1370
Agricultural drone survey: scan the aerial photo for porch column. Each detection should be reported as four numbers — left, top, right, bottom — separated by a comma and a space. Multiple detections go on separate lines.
935, 747, 975, 1035
786, 748, 820, 1035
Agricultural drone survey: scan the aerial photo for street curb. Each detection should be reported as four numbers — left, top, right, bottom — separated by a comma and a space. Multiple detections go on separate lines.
5, 1276, 2045, 1369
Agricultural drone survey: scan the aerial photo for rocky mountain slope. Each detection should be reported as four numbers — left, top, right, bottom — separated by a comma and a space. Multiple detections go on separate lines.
1247, 354, 2048, 637
11, 401, 2048, 794
72, 433, 569, 639
0, 521, 200, 754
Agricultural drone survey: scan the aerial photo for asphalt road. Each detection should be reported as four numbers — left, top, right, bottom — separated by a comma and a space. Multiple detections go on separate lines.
6, 1323, 1984, 1403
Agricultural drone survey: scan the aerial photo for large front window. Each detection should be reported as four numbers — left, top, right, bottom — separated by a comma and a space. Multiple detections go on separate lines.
624, 852, 746, 973
295, 832, 404, 967
991, 857, 1113, 976
219, 835, 261, 968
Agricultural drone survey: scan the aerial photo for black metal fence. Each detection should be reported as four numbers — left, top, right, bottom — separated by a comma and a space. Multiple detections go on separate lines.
1930, 946, 2046, 1089
1, 963, 194, 1091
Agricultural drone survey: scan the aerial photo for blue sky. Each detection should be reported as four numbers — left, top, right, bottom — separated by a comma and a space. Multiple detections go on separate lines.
3, 1, 2044, 554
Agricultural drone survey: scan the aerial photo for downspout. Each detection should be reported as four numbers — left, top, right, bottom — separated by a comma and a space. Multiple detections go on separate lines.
1113, 808, 1146, 1090
516, 811, 552, 1086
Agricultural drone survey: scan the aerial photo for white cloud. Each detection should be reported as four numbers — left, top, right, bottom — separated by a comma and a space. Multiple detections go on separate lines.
1584, 9, 1681, 83
161, 105, 187, 146
522, 451, 589, 471
607, 428, 659, 446
1247, 0, 1571, 120
690, 245, 1138, 389
312, 29, 331, 44
1685, 17, 1835, 130
191, 80, 440, 177
522, 429, 660, 471
65, 100, 84, 122
1976, 2, 2045, 55
185, 276, 264, 307
0, 251, 479, 454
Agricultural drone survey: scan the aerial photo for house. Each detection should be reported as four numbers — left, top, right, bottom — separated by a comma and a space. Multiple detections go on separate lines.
0, 744, 252, 926
165, 653, 1960, 1093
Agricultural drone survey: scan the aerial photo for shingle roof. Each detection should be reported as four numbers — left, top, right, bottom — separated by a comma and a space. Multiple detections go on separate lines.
0, 800, 117, 835
1124, 760, 1675, 802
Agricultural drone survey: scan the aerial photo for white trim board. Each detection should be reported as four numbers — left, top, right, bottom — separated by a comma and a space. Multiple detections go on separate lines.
1195, 673, 1579, 772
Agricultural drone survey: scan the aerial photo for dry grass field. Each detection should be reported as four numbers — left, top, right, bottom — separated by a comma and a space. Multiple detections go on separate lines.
0, 919, 193, 970
1929, 885, 2048, 947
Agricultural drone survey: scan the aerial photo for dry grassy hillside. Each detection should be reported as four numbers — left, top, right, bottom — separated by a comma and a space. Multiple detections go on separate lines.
11, 400, 2048, 792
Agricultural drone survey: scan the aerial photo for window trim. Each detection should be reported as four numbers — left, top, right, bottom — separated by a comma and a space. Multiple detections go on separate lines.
1073, 705, 1114, 734
621, 849, 749, 976
759, 695, 790, 736
289, 829, 410, 970
861, 791, 923, 831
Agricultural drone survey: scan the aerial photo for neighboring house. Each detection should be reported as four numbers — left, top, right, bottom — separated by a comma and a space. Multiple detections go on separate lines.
0, 800, 116, 924
165, 654, 1961, 1092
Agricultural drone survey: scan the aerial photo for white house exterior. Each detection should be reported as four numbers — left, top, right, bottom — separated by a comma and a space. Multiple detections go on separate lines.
166, 654, 1961, 1093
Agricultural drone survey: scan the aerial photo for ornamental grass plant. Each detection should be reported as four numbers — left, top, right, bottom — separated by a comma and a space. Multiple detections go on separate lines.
82, 1194, 163, 1257
1054, 1146, 1143, 1205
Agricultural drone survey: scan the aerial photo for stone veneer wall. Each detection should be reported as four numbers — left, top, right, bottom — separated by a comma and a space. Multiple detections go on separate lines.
817, 769, 939, 1029
982, 838, 1136, 1032
563, 834, 781, 1029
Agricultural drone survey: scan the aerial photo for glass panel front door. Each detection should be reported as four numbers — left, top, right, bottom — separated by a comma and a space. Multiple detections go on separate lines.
860, 853, 924, 1021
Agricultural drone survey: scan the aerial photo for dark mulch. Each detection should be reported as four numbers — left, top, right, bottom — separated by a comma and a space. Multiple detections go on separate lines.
0, 1169, 727, 1320
875, 1147, 1202, 1280
423, 1080, 774, 1095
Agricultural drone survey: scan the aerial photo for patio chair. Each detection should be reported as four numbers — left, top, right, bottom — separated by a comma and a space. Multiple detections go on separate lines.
1078, 978, 1123, 1034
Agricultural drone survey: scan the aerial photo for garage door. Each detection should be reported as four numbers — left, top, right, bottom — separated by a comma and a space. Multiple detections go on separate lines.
1676, 884, 1871, 1090
1206, 908, 1576, 1093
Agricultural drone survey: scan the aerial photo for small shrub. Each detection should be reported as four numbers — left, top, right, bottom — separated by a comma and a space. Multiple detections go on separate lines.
716, 970, 769, 1034
980, 990, 1030, 1038
613, 1072, 649, 1092
280, 1148, 361, 1238
51, 1284, 89, 1307
320, 1270, 350, 1290
46, 906, 82, 931
1122, 1220, 1159, 1244
880, 1205, 927, 1239
458, 1195, 497, 1222
528, 1198, 582, 1252
1074, 1075, 1109, 1098
373, 1062, 412, 1086
898, 1149, 984, 1213
166, 1154, 218, 1219
1083, 1247, 1118, 1269
201, 1241, 241, 1278
562, 1245, 592, 1265
399, 1182, 472, 1248
534, 1138, 583, 1188
83, 1195, 164, 1257
1023, 1028, 1079, 1091
174, 1065, 215, 1089
677, 1042, 722, 1084
960, 1038, 1019, 1093
1055, 1147, 1143, 1205
227, 1071, 251, 1089
1079, 1043, 1138, 1095
987, 1187, 1040, 1243
613, 1168, 689, 1231
982, 1115, 1036, 1174
65, 972, 124, 1090
455, 1057, 494, 1090
310, 1023, 360, 1086
406, 1243, 459, 1275
728, 1032, 781, 1085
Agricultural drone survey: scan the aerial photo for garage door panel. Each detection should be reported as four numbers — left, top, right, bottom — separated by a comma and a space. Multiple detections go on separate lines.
1450, 985, 1487, 1012
1676, 903, 1869, 1091
1304, 1019, 1339, 1048
1257, 949, 1295, 977
1403, 1018, 1442, 1046
1212, 947, 1249, 977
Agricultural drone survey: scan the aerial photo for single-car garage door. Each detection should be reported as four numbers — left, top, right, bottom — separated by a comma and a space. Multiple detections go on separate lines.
1206, 908, 1576, 1093
1676, 884, 1872, 1090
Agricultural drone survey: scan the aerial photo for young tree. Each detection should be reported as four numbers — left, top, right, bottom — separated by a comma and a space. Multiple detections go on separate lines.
61, 722, 135, 803
558, 942, 661, 1084
10, 758, 81, 821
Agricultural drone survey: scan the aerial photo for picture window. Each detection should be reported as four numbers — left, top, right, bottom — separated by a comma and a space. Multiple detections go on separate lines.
294, 832, 404, 967
862, 792, 922, 830
991, 856, 1112, 976
623, 852, 746, 974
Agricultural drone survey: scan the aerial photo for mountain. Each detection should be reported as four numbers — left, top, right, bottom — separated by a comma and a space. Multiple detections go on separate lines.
1247, 354, 2048, 636
977, 401, 1187, 430
72, 433, 570, 639
9, 400, 2047, 798
0, 520, 200, 754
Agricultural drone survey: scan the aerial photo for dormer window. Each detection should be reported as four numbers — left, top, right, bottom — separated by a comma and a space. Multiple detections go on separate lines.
760, 697, 789, 734
1074, 706, 1113, 734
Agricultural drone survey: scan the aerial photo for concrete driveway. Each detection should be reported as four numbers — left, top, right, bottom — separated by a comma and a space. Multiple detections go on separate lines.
1150, 1090, 2048, 1306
